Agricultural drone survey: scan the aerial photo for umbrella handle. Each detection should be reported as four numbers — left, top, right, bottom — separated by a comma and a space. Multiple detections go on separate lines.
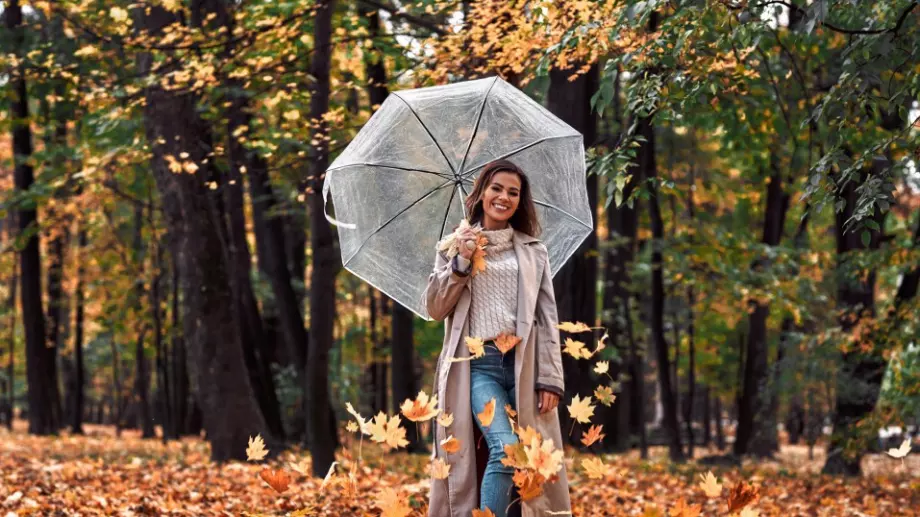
322, 176, 357, 229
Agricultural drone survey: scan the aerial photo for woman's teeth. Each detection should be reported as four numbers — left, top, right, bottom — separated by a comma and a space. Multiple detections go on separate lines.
493, 203, 509, 212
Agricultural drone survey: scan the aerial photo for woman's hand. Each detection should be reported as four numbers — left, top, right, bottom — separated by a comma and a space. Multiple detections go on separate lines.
456, 226, 479, 260
537, 389, 560, 414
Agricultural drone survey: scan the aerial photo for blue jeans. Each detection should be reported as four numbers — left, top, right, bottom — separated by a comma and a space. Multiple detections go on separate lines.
470, 342, 519, 517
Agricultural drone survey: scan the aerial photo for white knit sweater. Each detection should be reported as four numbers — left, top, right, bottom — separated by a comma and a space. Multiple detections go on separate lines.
456, 227, 518, 341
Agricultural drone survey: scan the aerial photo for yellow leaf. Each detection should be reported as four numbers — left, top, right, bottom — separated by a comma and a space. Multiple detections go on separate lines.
668, 497, 702, 517
556, 321, 592, 333
345, 402, 369, 435
524, 434, 565, 478
477, 398, 496, 427
428, 458, 450, 479
288, 457, 310, 476
367, 412, 409, 450
699, 471, 722, 498
567, 394, 595, 424
594, 361, 609, 375
109, 6, 129, 22
513, 470, 545, 502
466, 336, 485, 358
472, 508, 497, 517
581, 456, 607, 479
563, 338, 591, 359
246, 434, 268, 461
437, 411, 454, 427
400, 390, 439, 422
345, 421, 359, 433
887, 438, 911, 459
739, 508, 761, 517
320, 461, 338, 491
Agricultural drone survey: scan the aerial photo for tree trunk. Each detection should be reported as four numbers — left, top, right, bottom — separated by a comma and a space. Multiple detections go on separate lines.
735, 160, 789, 457
4, 214, 18, 430
71, 227, 86, 434
546, 63, 599, 445
822, 163, 887, 476
702, 385, 711, 447
305, 0, 340, 476
132, 204, 155, 439
139, 2, 270, 460
714, 395, 725, 451
391, 301, 423, 451
646, 110, 683, 461
7, 0, 57, 435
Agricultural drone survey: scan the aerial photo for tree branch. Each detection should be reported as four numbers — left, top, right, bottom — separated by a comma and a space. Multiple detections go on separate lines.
358, 0, 447, 36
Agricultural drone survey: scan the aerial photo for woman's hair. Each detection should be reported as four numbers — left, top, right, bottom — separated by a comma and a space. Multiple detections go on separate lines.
464, 159, 542, 237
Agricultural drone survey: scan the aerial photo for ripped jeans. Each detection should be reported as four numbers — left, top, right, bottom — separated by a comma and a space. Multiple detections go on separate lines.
470, 342, 519, 517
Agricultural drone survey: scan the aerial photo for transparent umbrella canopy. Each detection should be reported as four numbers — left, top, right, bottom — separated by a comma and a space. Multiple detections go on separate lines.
322, 76, 593, 320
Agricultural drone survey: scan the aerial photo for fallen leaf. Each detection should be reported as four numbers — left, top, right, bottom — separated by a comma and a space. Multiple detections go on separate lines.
478, 398, 496, 427
320, 461, 338, 491
727, 480, 759, 513
669, 497, 702, 517
581, 456, 607, 479
288, 457, 310, 476
376, 487, 412, 517
259, 468, 290, 493
246, 434, 268, 462
739, 507, 761, 517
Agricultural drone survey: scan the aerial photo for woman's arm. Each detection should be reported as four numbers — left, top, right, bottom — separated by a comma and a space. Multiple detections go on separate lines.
420, 249, 473, 321
534, 247, 565, 397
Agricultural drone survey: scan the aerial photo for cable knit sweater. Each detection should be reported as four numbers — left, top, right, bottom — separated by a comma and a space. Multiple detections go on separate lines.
455, 226, 518, 341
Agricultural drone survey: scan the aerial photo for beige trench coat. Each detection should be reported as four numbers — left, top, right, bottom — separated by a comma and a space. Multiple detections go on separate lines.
421, 230, 571, 517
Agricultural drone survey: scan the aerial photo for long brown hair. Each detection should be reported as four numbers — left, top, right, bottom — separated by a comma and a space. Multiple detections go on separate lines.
464, 159, 542, 237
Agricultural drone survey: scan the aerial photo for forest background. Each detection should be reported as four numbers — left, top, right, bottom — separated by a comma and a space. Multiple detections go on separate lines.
1, 0, 919, 514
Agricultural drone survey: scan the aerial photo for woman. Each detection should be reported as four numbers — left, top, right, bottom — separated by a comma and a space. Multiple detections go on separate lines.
422, 159, 571, 517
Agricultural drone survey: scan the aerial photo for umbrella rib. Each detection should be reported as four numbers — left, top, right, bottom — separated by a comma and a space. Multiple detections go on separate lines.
459, 134, 579, 177
440, 183, 458, 240
391, 93, 456, 175
456, 76, 499, 174
343, 178, 455, 267
326, 162, 452, 179
533, 198, 593, 229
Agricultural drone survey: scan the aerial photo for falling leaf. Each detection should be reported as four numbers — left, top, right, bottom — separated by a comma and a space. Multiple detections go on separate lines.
596, 331, 609, 353
367, 412, 409, 450
246, 434, 268, 462
320, 461, 338, 491
594, 385, 616, 406
440, 435, 461, 454
580, 424, 606, 447
346, 421, 359, 433
581, 456, 607, 479
513, 469, 545, 501
563, 338, 592, 359
501, 443, 530, 469
400, 390, 439, 422
726, 480, 759, 513
887, 438, 911, 459
699, 471, 722, 498
437, 411, 454, 427
668, 498, 702, 517
428, 458, 450, 479
472, 508, 497, 517
259, 468, 290, 493
466, 336, 486, 358
495, 333, 522, 354
504, 404, 517, 419
524, 435, 565, 478
345, 402, 369, 435
594, 361, 609, 375
567, 394, 596, 424
556, 321, 592, 333
376, 487, 411, 517
516, 425, 542, 445
470, 234, 489, 276
288, 457, 310, 476
478, 398, 496, 427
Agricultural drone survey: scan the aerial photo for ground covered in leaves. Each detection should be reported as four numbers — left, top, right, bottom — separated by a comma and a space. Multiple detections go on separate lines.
1, 422, 918, 516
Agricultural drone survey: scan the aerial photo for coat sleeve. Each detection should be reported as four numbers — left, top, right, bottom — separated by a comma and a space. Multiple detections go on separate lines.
533, 246, 565, 396
420, 249, 472, 321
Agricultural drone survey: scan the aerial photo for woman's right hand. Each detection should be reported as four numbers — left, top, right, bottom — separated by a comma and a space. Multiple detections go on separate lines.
456, 226, 479, 260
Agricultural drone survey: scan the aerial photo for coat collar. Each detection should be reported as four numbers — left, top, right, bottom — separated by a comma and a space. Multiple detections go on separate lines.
512, 229, 541, 246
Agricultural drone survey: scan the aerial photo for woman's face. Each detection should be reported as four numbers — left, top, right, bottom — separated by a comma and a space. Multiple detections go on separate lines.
479, 171, 522, 229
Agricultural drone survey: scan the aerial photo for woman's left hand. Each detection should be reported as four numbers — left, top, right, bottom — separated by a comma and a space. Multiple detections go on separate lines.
537, 390, 560, 414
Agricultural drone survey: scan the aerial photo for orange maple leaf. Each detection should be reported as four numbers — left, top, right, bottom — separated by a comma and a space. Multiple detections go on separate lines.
472, 508, 497, 517
495, 333, 522, 354
399, 390, 439, 422
580, 424, 605, 447
477, 398, 496, 427
727, 480, 759, 513
513, 469, 545, 502
470, 234, 488, 276
669, 497, 702, 517
440, 435, 461, 454
259, 468, 291, 493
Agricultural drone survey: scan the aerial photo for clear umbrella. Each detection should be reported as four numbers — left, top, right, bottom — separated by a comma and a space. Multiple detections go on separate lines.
322, 76, 593, 319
